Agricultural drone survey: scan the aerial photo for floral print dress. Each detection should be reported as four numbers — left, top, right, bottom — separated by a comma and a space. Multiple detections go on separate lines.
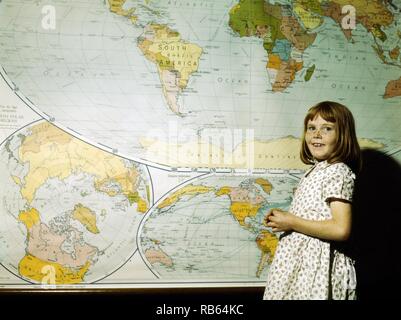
263, 161, 357, 300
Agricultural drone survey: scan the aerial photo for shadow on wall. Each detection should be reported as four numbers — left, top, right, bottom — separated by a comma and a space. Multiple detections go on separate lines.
351, 149, 401, 300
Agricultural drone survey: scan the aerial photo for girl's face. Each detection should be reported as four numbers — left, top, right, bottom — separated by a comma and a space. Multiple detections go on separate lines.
305, 115, 337, 161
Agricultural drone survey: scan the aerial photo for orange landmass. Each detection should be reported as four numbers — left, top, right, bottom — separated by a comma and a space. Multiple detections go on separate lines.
254, 178, 273, 194
271, 58, 303, 92
267, 54, 281, 70
384, 77, 401, 99
389, 46, 400, 60
255, 230, 279, 277
145, 248, 173, 267
230, 202, 261, 226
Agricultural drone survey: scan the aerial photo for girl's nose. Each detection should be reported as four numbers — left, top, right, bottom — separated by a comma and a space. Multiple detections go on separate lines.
313, 129, 322, 138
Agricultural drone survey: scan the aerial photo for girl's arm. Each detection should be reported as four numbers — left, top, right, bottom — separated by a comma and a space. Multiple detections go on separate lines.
266, 200, 352, 241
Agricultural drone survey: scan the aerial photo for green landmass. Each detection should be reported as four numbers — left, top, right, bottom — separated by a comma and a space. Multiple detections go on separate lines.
304, 64, 316, 81
229, 0, 285, 54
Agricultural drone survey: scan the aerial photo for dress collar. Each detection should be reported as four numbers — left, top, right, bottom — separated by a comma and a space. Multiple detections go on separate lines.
305, 160, 330, 177
315, 159, 330, 170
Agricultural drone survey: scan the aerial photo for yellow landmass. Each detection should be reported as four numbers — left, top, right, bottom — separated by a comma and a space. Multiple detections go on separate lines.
11, 175, 22, 186
18, 208, 40, 230
18, 254, 90, 284
128, 191, 140, 203
95, 171, 140, 200
256, 230, 278, 257
72, 204, 99, 234
137, 198, 148, 213
137, 24, 203, 114
358, 138, 385, 149
154, 52, 173, 71
130, 15, 138, 24
293, 3, 323, 29
254, 178, 273, 194
230, 202, 261, 226
267, 54, 281, 70
215, 186, 232, 196
19, 122, 147, 212
102, 190, 118, 197
229, 4, 240, 16
21, 121, 72, 154
146, 185, 151, 202
371, 25, 386, 40
141, 24, 203, 88
140, 135, 307, 169
108, 0, 135, 16
256, 230, 278, 277
151, 239, 161, 245
140, 135, 386, 170
127, 191, 149, 213
158, 184, 214, 209
151, 23, 181, 41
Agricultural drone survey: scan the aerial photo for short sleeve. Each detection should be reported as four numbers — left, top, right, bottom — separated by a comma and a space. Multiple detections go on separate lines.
322, 164, 355, 203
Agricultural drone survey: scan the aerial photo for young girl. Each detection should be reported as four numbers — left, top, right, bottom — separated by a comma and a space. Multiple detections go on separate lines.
263, 101, 361, 300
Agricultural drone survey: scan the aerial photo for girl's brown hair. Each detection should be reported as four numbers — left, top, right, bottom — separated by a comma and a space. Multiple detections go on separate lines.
300, 101, 362, 173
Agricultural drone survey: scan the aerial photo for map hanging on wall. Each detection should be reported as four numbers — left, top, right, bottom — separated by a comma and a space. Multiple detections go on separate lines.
0, 0, 400, 288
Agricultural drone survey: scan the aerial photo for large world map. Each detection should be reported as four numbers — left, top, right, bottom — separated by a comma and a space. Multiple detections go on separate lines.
0, 0, 400, 288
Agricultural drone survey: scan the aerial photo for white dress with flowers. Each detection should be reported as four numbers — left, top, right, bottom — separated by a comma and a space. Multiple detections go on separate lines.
263, 161, 357, 300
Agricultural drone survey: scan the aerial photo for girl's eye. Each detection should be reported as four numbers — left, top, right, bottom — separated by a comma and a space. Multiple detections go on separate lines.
307, 126, 315, 131
322, 127, 333, 133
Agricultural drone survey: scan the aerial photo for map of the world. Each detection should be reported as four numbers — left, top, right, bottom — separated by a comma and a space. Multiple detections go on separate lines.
0, 0, 400, 288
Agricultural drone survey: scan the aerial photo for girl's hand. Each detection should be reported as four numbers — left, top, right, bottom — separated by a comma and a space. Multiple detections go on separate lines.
265, 209, 294, 232
263, 208, 276, 226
